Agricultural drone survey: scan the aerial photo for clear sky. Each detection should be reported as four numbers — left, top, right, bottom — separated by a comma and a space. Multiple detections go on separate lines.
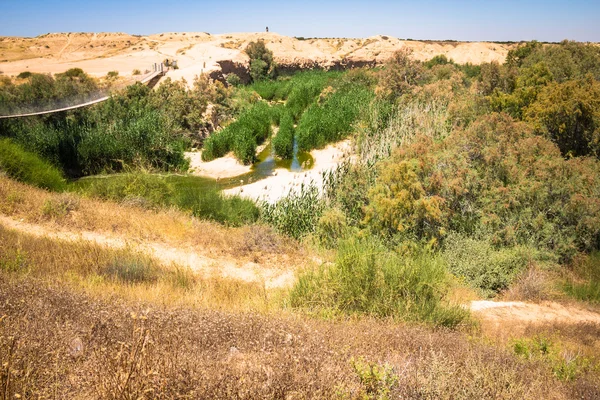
1, 0, 599, 42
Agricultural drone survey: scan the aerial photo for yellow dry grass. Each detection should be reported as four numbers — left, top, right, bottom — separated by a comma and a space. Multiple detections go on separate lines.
0, 175, 305, 271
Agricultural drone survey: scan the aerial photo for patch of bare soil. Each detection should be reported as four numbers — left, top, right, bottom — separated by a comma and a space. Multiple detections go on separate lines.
471, 300, 600, 325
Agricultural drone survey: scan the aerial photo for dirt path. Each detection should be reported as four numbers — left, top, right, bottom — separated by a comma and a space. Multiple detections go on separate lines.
57, 33, 72, 60
0, 215, 294, 289
470, 300, 600, 325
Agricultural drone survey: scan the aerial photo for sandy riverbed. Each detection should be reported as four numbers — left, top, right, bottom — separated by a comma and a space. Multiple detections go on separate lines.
186, 151, 252, 179
222, 140, 353, 203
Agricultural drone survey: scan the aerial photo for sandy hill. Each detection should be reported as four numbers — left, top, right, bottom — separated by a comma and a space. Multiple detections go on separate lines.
0, 32, 516, 84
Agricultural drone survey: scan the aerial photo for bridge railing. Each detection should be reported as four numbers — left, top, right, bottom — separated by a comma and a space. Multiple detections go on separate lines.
0, 63, 167, 119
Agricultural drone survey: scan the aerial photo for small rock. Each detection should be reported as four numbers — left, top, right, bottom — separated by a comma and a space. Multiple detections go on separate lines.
69, 337, 84, 357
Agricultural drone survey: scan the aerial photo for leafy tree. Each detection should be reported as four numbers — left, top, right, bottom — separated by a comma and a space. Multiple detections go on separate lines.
365, 158, 446, 244
376, 48, 424, 101
506, 41, 542, 67
489, 62, 554, 118
366, 113, 600, 261
244, 40, 276, 82
478, 61, 516, 96
525, 77, 600, 158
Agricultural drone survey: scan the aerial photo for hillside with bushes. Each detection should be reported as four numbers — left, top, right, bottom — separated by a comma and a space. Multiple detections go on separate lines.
1, 39, 600, 397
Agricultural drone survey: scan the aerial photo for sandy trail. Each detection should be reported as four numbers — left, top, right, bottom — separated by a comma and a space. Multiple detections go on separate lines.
470, 300, 600, 325
223, 140, 353, 203
0, 215, 294, 289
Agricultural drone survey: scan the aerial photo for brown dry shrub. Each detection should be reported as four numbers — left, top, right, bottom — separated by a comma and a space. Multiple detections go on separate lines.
504, 267, 553, 302
0, 274, 580, 399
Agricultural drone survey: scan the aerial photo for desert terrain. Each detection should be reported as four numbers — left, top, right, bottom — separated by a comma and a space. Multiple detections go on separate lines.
0, 31, 514, 84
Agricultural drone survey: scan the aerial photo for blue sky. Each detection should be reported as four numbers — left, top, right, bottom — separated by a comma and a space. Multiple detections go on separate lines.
1, 0, 599, 42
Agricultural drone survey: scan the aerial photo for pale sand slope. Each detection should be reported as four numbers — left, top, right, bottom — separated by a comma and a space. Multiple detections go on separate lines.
186, 150, 251, 179
1, 32, 516, 85
223, 140, 353, 204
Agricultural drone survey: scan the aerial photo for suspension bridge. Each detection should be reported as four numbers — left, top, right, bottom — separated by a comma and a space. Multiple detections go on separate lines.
0, 63, 167, 119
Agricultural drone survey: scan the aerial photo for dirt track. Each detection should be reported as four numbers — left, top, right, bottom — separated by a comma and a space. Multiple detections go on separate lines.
0, 214, 295, 289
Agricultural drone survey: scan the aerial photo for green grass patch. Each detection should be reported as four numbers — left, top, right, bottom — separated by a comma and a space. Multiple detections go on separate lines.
290, 236, 468, 327
563, 251, 600, 303
296, 86, 373, 151
73, 173, 259, 227
202, 102, 273, 164
0, 138, 66, 191
103, 255, 158, 284
249, 79, 293, 101
272, 110, 295, 159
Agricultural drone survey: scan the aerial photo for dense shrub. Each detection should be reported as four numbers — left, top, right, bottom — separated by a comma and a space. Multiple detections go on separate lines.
202, 102, 272, 164
0, 138, 66, 191
443, 233, 532, 296
366, 113, 600, 262
525, 77, 600, 158
376, 49, 425, 101
0, 69, 99, 115
290, 236, 468, 327
245, 40, 276, 82
518, 40, 600, 82
0, 75, 230, 177
260, 184, 325, 240
272, 110, 295, 158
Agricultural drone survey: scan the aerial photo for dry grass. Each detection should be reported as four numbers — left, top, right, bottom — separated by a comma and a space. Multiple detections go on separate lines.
0, 176, 304, 269
0, 223, 279, 313
0, 274, 585, 399
1, 178, 598, 397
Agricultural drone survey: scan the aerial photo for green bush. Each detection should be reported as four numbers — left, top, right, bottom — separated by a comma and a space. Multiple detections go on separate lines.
443, 233, 531, 296
0, 76, 224, 177
525, 77, 600, 158
245, 40, 276, 82
315, 207, 349, 248
0, 138, 66, 191
296, 86, 373, 151
272, 110, 295, 158
261, 184, 325, 240
290, 236, 468, 327
202, 102, 272, 164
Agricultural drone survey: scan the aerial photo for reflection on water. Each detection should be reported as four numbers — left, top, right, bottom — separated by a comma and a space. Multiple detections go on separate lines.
216, 138, 314, 189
